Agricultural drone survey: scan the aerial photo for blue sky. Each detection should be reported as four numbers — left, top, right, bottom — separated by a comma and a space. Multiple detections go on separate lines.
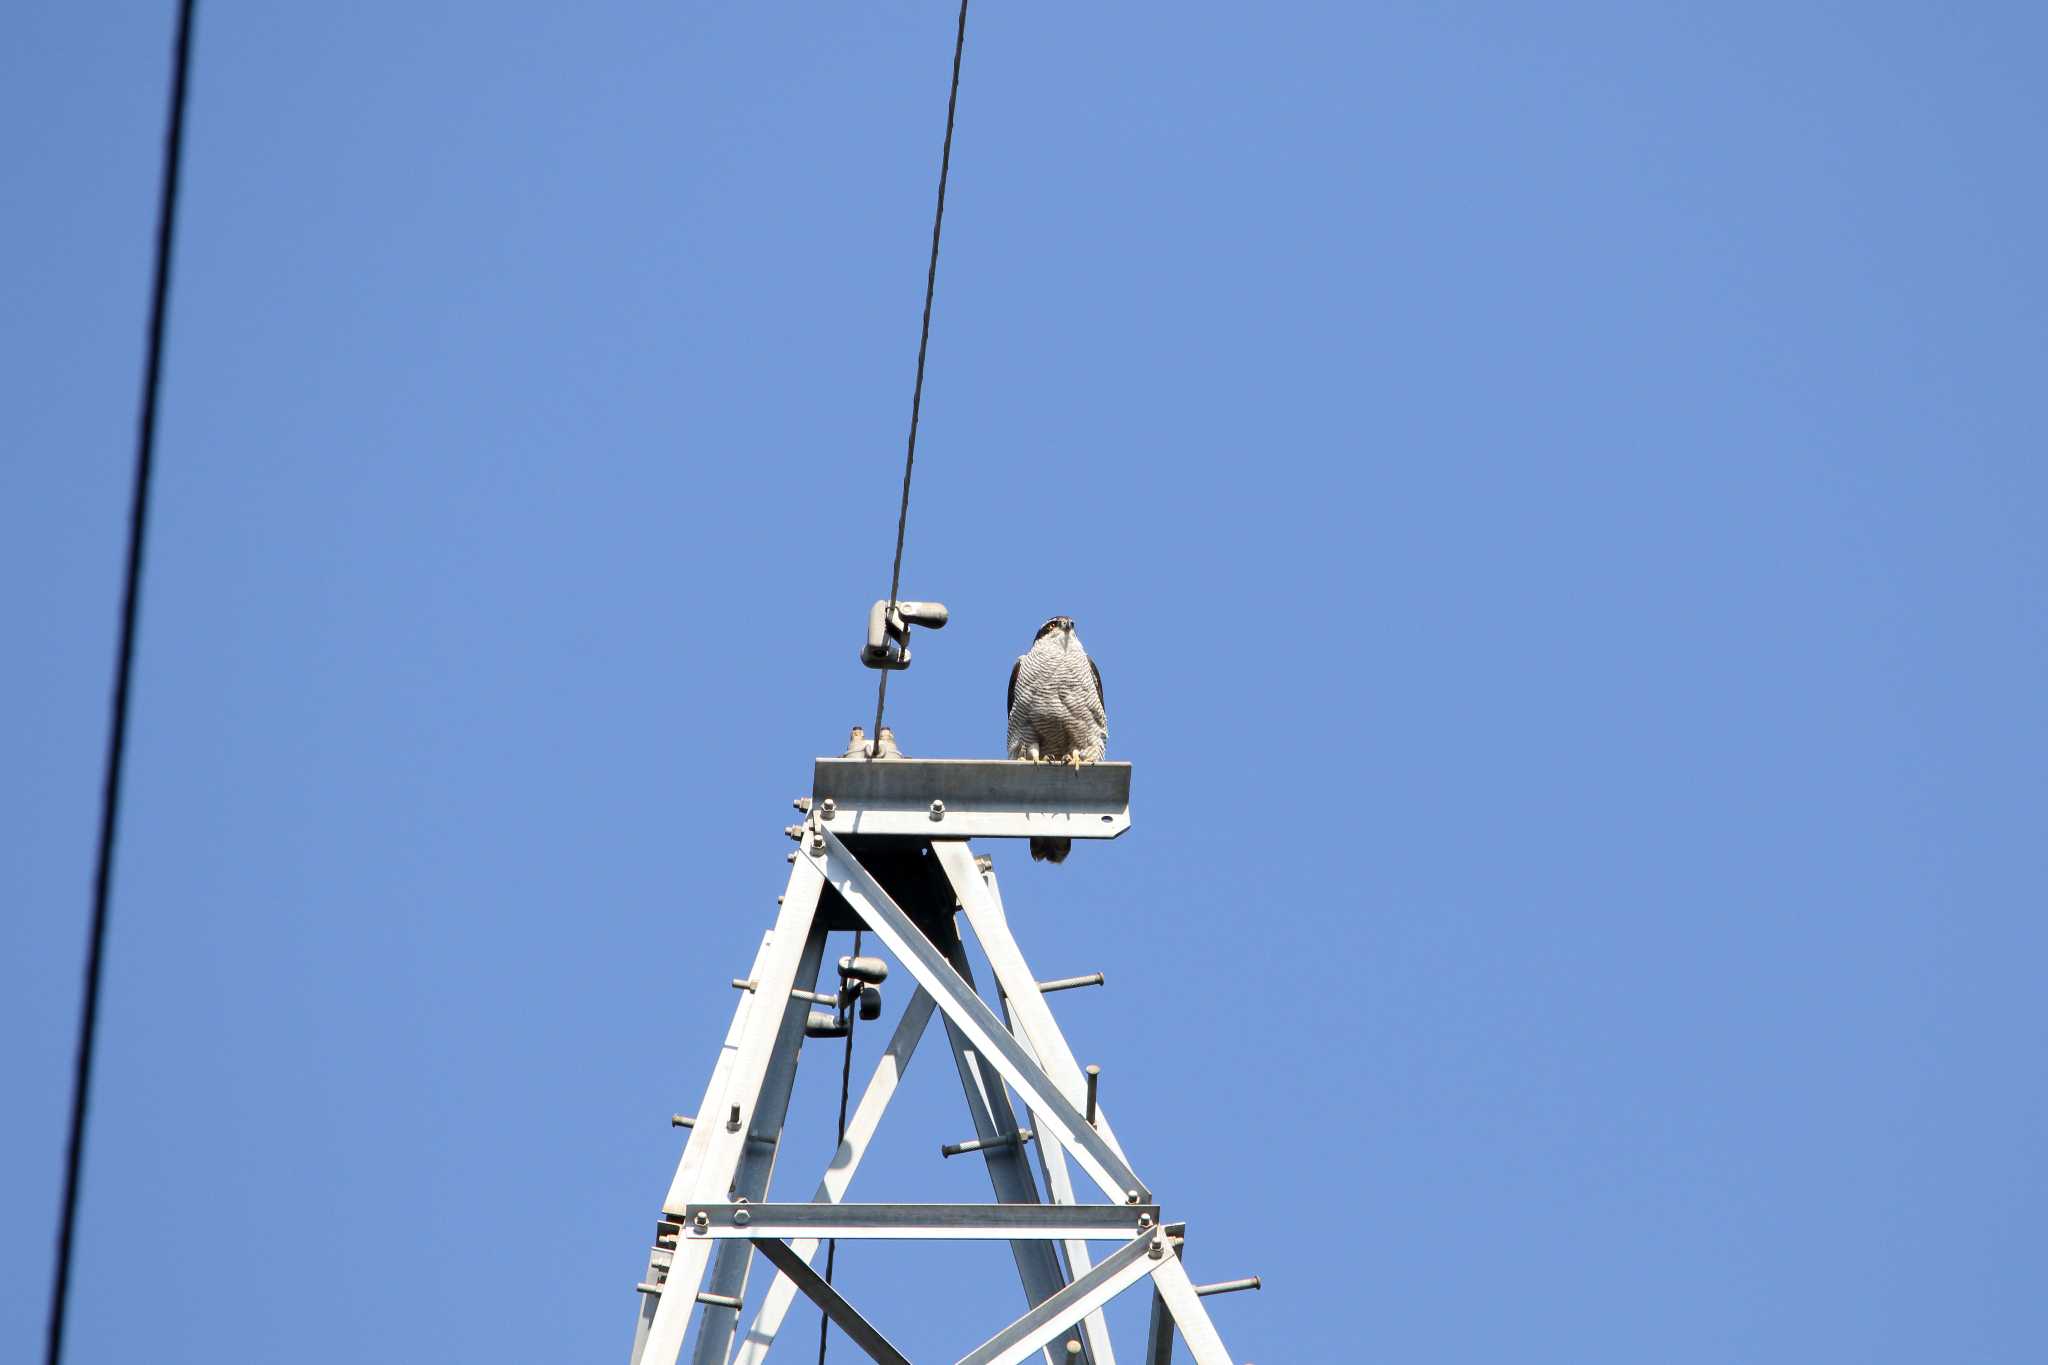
5, 3, 2045, 1361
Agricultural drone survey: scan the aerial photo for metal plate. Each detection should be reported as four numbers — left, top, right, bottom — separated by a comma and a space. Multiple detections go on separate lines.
811, 758, 1132, 840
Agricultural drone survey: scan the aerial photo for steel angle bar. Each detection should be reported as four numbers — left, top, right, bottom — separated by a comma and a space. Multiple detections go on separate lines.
639, 861, 826, 1365
1143, 1288, 1174, 1365
632, 929, 778, 1365
940, 847, 1133, 1168
1004, 995, 1117, 1365
931, 912, 1083, 1354
956, 1231, 1163, 1365
658, 930, 777, 1218
684, 1203, 1159, 1241
813, 831, 1147, 1202
753, 1238, 910, 1365
1141, 1227, 1187, 1365
732, 990, 936, 1365
810, 758, 1132, 840
1145, 1255, 1234, 1365
691, 921, 831, 1365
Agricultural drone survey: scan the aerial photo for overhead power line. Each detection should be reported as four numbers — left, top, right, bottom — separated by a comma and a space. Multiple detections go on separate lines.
870, 0, 971, 757
46, 2, 199, 1363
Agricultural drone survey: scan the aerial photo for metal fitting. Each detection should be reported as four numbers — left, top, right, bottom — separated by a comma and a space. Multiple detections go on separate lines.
792, 796, 812, 814
820, 798, 836, 821
929, 799, 945, 821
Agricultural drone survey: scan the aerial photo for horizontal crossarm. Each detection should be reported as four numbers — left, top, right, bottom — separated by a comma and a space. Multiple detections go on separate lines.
684, 1203, 1159, 1241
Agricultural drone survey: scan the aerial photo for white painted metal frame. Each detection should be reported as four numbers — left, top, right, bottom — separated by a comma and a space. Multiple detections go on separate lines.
813, 830, 1147, 1203
629, 827, 1247, 1365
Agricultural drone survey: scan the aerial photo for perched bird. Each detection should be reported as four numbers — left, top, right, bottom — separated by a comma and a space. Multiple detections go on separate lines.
1007, 616, 1108, 863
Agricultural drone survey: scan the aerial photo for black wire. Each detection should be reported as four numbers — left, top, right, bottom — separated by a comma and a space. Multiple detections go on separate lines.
871, 0, 970, 757
817, 930, 862, 1363
47, 3, 198, 1363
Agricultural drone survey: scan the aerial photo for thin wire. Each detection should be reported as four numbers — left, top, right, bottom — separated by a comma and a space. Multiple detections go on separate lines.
871, 0, 970, 757
47, 3, 198, 1363
817, 930, 861, 1363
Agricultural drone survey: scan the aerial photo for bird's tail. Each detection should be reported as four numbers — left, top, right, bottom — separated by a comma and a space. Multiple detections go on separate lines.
1030, 837, 1072, 865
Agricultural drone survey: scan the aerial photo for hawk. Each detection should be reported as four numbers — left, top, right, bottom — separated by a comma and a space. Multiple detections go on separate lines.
1007, 615, 1107, 863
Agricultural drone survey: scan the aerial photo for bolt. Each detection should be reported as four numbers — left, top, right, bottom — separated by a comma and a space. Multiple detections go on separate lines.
1126, 1189, 1142, 1205
732, 1208, 751, 1227
691, 1211, 710, 1233
975, 855, 993, 874
792, 796, 812, 813
784, 824, 803, 841
786, 851, 797, 863
726, 1104, 741, 1133
1139, 1212, 1154, 1229
1150, 1237, 1166, 1260
929, 799, 945, 821
820, 798, 836, 821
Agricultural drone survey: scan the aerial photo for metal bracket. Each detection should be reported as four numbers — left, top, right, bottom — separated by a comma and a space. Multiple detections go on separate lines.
860, 598, 948, 671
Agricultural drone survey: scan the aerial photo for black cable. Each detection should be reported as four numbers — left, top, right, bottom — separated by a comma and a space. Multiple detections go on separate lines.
46, 4, 198, 1363
817, 930, 861, 1363
870, 0, 970, 757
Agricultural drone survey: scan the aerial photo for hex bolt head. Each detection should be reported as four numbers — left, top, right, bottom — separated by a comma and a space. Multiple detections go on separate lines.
732, 1208, 751, 1227
792, 797, 812, 813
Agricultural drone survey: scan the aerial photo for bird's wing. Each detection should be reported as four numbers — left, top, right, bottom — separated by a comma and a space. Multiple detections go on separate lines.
1089, 658, 1104, 709
1008, 660, 1020, 716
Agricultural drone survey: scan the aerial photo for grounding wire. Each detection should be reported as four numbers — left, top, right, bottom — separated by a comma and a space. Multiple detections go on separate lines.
870, 0, 970, 757
47, 2, 199, 1363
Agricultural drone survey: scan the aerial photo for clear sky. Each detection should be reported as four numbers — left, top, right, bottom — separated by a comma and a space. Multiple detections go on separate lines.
5, 3, 2045, 1362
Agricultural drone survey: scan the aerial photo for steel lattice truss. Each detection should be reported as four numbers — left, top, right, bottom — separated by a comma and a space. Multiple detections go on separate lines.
627, 760, 1247, 1365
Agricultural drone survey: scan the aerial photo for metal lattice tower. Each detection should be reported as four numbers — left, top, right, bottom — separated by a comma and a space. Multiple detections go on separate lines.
625, 748, 1253, 1364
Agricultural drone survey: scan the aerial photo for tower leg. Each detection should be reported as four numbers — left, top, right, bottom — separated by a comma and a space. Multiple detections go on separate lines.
690, 922, 830, 1365
633, 929, 780, 1365
636, 857, 828, 1365
933, 913, 1091, 1362
944, 846, 1126, 1365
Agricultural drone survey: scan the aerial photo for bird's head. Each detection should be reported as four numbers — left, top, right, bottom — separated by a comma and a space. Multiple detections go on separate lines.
1035, 616, 1077, 648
